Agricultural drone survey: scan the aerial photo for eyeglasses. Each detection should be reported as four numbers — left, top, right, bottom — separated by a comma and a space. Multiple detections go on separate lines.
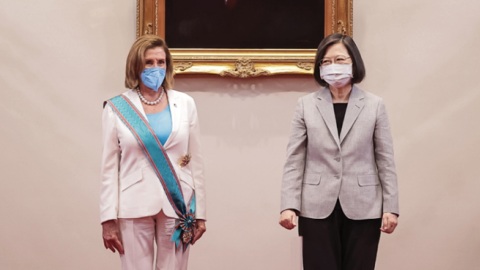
320, 56, 351, 66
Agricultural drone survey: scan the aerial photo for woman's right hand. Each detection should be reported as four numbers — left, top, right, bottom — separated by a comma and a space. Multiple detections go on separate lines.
102, 220, 124, 254
279, 210, 297, 230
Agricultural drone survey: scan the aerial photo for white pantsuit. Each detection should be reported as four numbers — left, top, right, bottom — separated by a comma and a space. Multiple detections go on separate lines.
100, 89, 206, 270
119, 211, 190, 270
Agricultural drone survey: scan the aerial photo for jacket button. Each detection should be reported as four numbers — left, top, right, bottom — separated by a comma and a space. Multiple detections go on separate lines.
335, 157, 341, 162
334, 175, 340, 179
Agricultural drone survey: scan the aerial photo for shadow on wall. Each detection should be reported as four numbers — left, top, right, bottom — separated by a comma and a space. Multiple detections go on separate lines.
174, 75, 319, 148
175, 74, 318, 95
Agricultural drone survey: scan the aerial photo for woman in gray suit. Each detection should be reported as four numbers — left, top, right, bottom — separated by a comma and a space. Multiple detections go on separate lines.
279, 33, 399, 270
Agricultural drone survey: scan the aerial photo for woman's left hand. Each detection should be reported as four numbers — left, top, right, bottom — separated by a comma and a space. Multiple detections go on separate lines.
380, 213, 398, 234
192, 219, 206, 245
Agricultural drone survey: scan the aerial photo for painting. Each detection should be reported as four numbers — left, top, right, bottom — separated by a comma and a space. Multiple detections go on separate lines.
137, 0, 353, 77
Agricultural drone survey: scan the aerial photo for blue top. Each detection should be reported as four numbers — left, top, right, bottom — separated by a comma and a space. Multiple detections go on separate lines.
146, 104, 172, 146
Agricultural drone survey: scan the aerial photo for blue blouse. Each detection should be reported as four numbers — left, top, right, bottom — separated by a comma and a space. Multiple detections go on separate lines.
146, 104, 172, 146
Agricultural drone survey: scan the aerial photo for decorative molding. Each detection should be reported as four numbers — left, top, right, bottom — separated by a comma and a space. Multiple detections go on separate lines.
297, 62, 315, 71
155, 0, 158, 36
172, 55, 315, 62
220, 58, 270, 78
337, 20, 347, 35
331, 0, 336, 35
136, 0, 159, 38
144, 23, 153, 35
174, 62, 194, 72
136, 0, 140, 38
349, 0, 354, 37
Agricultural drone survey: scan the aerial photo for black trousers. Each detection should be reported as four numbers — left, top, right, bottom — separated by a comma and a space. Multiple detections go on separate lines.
298, 200, 382, 270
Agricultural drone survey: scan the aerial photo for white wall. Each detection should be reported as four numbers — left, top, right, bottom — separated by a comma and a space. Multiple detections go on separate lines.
1, 0, 479, 269
354, 1, 480, 269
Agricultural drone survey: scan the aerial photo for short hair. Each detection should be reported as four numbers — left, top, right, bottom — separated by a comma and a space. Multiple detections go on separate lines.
125, 35, 174, 90
313, 33, 366, 87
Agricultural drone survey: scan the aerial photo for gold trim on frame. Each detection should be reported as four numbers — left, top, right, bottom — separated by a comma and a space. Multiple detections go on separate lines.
136, 0, 353, 77
220, 58, 270, 78
174, 62, 194, 72
297, 62, 315, 71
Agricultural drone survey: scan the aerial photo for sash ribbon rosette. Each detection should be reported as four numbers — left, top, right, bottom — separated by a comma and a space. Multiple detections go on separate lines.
171, 194, 196, 252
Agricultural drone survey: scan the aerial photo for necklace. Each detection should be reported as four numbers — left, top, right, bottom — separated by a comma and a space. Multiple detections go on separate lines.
136, 87, 164, 105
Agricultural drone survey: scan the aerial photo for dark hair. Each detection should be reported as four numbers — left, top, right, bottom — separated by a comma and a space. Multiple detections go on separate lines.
313, 33, 366, 87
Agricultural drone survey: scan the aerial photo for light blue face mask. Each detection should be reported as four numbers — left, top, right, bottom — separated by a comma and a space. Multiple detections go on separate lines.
141, 67, 166, 92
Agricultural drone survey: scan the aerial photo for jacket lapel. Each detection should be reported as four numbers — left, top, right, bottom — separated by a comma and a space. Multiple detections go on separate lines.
163, 89, 181, 149
316, 88, 341, 149
123, 89, 148, 120
339, 86, 365, 144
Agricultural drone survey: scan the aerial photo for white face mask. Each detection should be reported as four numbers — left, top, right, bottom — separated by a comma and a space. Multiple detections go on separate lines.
320, 64, 353, 88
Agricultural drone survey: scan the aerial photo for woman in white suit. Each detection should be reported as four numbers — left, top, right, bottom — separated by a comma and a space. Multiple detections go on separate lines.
279, 33, 399, 270
100, 35, 206, 270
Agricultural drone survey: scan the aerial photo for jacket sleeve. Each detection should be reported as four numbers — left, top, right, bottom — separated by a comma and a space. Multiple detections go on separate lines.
187, 98, 207, 220
280, 98, 307, 213
100, 104, 121, 223
374, 99, 400, 215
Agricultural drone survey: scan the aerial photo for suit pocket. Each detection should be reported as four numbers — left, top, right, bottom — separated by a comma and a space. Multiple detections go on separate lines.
178, 168, 195, 190
358, 174, 379, 186
303, 173, 321, 185
121, 169, 143, 191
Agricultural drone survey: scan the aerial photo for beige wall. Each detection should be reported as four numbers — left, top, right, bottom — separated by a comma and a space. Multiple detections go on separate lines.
1, 0, 479, 269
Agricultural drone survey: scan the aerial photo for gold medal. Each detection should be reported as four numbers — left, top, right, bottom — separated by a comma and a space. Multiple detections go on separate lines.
178, 153, 192, 168
182, 231, 193, 243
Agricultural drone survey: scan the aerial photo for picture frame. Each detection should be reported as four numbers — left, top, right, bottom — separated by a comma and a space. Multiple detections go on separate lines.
136, 0, 353, 77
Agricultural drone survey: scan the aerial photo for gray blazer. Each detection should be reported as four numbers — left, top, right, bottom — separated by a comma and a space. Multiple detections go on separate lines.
280, 86, 399, 220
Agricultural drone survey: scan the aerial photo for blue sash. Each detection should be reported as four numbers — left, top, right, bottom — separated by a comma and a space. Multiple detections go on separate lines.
107, 95, 195, 252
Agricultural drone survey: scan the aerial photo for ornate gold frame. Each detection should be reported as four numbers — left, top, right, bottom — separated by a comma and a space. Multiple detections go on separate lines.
136, 0, 353, 77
